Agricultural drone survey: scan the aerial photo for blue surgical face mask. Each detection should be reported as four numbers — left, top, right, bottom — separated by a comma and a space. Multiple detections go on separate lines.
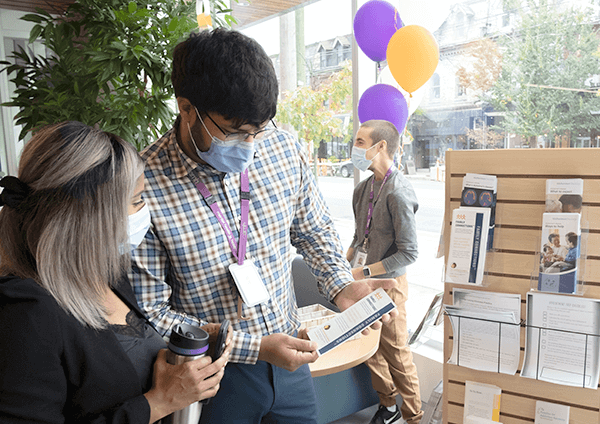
128, 204, 150, 251
351, 143, 380, 172
188, 109, 255, 173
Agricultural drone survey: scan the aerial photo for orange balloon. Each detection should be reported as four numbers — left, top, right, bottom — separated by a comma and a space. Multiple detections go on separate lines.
386, 25, 439, 94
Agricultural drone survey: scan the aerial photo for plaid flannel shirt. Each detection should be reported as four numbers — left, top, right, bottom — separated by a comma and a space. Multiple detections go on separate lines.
129, 125, 353, 364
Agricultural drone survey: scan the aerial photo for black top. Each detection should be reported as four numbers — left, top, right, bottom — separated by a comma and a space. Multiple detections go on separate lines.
0, 275, 154, 423
111, 310, 166, 392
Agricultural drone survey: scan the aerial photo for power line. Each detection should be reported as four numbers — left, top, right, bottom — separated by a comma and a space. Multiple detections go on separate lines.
525, 83, 598, 93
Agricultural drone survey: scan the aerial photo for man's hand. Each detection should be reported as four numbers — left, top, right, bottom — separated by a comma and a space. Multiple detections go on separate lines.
201, 321, 233, 359
334, 278, 399, 334
258, 333, 319, 372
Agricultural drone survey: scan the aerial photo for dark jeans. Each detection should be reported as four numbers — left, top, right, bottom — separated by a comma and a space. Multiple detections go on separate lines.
199, 360, 318, 424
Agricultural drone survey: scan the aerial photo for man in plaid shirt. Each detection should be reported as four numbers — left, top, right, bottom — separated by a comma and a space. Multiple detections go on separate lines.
130, 29, 397, 423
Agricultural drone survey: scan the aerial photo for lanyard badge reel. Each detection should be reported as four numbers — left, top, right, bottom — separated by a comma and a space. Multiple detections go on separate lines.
229, 259, 269, 307
352, 241, 368, 268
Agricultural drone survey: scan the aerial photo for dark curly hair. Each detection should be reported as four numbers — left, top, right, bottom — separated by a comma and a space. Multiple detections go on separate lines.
172, 28, 278, 128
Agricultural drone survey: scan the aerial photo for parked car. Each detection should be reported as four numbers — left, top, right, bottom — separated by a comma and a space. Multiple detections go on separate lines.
338, 160, 354, 178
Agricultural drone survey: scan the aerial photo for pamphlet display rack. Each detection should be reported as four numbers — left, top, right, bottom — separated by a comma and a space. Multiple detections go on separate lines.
445, 313, 599, 388
442, 148, 600, 424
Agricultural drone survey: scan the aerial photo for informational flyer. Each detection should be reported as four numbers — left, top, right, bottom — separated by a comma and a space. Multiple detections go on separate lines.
445, 305, 520, 375
535, 400, 570, 424
522, 292, 600, 388
465, 417, 501, 424
545, 179, 583, 213
453, 288, 521, 320
538, 213, 581, 294
461, 173, 497, 251
445, 208, 490, 286
307, 288, 396, 356
463, 381, 502, 423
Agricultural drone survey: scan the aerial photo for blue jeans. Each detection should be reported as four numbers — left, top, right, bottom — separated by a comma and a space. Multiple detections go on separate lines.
199, 360, 318, 424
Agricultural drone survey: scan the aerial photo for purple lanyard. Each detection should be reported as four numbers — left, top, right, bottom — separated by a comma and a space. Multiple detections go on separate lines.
192, 170, 250, 265
364, 165, 394, 239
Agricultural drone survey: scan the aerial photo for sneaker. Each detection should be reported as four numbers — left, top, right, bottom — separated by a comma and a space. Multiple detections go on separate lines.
369, 405, 402, 424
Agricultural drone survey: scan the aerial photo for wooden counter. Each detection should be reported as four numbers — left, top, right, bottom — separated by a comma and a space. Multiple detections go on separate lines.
309, 327, 381, 377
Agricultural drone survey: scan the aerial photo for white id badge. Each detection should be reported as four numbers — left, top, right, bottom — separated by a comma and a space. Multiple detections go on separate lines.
351, 246, 368, 268
229, 259, 270, 307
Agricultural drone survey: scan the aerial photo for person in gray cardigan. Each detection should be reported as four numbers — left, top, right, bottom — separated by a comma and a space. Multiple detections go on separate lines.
346, 120, 423, 424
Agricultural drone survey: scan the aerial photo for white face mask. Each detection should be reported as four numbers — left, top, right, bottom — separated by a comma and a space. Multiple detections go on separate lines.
128, 204, 150, 251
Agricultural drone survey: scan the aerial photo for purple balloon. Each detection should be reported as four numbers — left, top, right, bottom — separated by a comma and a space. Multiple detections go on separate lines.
358, 84, 409, 133
354, 0, 403, 62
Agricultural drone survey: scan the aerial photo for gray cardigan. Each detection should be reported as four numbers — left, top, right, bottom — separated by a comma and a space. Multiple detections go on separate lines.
350, 168, 419, 278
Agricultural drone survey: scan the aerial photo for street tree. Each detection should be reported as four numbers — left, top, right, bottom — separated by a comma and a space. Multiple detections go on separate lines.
276, 61, 352, 160
487, 1, 600, 147
457, 38, 503, 93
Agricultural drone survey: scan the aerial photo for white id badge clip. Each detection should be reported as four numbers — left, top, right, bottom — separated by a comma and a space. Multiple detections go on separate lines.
229, 259, 270, 307
352, 246, 368, 268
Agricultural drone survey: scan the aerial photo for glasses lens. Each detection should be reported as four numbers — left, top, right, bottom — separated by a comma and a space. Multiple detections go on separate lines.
224, 125, 276, 142
223, 133, 248, 142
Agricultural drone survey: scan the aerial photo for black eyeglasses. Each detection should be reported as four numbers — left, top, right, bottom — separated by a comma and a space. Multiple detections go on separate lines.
205, 113, 277, 142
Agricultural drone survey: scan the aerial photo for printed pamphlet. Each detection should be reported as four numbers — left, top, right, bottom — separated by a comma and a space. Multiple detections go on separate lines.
538, 213, 581, 294
461, 173, 497, 250
522, 292, 600, 389
445, 207, 490, 286
463, 381, 502, 423
545, 179, 583, 213
465, 417, 502, 424
307, 288, 396, 356
535, 400, 569, 424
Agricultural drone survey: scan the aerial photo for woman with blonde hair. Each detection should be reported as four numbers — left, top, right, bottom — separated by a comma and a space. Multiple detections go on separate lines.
0, 121, 229, 423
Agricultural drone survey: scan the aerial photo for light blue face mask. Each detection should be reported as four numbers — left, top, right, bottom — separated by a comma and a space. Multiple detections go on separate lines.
351, 143, 380, 172
188, 109, 256, 174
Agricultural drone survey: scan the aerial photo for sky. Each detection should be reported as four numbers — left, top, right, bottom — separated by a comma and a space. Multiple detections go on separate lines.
241, 0, 451, 56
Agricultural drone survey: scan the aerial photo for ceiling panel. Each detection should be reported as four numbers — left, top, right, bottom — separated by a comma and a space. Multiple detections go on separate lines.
232, 0, 318, 29
0, 0, 318, 28
0, 0, 71, 14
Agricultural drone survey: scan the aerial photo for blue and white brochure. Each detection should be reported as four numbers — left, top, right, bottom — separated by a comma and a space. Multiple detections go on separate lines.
445, 207, 490, 286
307, 288, 396, 356
538, 213, 581, 294
461, 173, 497, 251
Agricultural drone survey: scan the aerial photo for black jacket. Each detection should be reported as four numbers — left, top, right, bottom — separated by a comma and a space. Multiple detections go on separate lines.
0, 275, 151, 423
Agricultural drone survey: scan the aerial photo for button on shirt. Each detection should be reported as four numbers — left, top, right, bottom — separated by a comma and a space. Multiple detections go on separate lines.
129, 125, 353, 364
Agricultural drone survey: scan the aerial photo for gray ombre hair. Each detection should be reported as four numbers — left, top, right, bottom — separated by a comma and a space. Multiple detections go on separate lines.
0, 121, 144, 329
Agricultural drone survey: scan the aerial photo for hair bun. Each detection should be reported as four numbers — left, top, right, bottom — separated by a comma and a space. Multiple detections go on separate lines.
0, 176, 31, 208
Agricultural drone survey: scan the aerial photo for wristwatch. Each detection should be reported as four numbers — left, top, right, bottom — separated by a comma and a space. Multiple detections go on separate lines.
362, 266, 372, 277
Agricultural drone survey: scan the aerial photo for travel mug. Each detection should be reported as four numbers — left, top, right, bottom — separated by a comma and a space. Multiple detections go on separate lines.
163, 323, 210, 424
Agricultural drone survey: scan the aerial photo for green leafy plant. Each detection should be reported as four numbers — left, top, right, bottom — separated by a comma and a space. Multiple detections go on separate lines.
276, 61, 352, 158
1, 0, 237, 150
487, 1, 600, 146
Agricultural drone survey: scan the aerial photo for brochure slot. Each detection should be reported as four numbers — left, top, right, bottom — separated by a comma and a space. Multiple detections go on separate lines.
446, 312, 599, 389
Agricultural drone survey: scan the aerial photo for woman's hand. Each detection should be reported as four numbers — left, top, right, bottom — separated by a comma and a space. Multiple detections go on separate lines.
144, 346, 230, 423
